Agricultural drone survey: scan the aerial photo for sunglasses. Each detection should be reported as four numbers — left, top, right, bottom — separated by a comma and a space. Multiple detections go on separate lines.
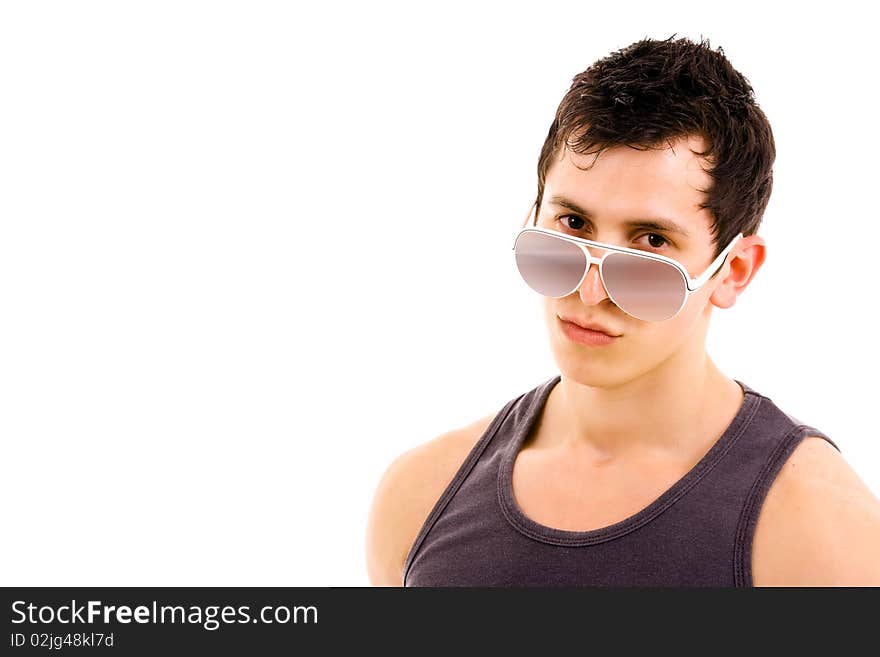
512, 213, 743, 322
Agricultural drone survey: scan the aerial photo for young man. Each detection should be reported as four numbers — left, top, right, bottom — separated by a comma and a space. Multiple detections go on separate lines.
366, 36, 880, 586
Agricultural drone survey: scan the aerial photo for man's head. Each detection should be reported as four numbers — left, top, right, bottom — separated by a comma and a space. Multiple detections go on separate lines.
531, 35, 767, 387
534, 35, 773, 259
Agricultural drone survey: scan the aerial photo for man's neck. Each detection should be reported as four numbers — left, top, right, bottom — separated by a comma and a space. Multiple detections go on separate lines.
535, 354, 744, 462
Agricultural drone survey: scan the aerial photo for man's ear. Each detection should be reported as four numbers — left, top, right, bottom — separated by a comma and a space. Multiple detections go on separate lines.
710, 235, 766, 309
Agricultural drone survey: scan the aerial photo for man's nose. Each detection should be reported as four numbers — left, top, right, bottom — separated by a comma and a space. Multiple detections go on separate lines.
576, 260, 610, 306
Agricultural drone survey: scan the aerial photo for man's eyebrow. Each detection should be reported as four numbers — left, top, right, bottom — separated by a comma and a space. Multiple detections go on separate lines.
547, 195, 691, 238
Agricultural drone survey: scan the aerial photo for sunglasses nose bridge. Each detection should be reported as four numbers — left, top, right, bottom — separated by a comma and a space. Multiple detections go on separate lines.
575, 245, 610, 299
580, 245, 604, 269
579, 244, 610, 278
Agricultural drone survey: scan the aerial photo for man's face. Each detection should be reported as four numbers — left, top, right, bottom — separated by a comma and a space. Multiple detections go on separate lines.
536, 134, 727, 387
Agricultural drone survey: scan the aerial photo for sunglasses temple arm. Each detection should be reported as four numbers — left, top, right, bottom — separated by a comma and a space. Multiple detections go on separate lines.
687, 233, 744, 291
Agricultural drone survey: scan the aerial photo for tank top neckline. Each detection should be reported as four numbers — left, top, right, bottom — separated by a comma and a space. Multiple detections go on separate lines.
497, 374, 763, 547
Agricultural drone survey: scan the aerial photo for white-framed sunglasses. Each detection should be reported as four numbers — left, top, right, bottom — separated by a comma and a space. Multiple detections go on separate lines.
512, 211, 743, 322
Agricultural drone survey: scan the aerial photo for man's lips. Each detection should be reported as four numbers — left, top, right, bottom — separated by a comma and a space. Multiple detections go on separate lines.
557, 314, 621, 337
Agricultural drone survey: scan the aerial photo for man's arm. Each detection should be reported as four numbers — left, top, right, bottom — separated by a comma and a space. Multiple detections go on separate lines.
365, 412, 499, 586
365, 447, 421, 586
752, 436, 880, 586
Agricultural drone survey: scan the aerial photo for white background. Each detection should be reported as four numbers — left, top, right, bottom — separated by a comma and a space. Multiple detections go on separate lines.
1, 1, 877, 586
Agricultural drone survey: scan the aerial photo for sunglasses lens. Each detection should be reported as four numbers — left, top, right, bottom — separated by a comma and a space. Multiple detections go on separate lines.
514, 230, 586, 297
602, 252, 686, 321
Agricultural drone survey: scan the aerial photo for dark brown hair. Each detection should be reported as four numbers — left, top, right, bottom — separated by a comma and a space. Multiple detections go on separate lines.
534, 35, 775, 259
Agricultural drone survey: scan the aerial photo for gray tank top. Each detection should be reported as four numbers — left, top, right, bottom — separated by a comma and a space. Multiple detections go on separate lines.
403, 374, 840, 587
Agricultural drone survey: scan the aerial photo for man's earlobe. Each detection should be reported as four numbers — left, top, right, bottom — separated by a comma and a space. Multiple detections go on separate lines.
710, 279, 738, 310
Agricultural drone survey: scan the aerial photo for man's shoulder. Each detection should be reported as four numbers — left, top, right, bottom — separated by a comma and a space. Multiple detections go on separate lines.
365, 408, 501, 586
387, 409, 500, 503
399, 410, 498, 472
751, 435, 880, 585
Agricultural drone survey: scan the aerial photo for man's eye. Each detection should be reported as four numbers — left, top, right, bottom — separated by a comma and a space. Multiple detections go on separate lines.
558, 215, 586, 231
639, 233, 670, 249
